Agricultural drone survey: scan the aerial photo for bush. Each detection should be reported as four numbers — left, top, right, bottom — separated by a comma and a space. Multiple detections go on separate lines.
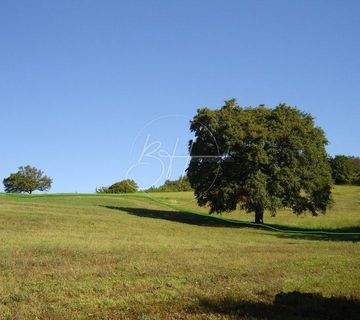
97, 179, 138, 193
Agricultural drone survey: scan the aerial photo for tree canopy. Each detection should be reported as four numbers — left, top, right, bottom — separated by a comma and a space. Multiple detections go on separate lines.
3, 165, 52, 194
187, 100, 333, 223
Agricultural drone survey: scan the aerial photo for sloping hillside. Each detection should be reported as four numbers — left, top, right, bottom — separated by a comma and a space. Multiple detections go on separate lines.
0, 186, 359, 319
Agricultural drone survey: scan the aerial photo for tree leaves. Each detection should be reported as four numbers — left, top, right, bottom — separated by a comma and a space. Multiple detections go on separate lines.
187, 100, 333, 223
3, 166, 52, 194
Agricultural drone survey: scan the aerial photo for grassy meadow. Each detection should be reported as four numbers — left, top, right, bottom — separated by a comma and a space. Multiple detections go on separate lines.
0, 185, 359, 319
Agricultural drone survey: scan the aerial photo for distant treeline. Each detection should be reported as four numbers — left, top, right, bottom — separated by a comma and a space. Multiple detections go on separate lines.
96, 176, 193, 194
95, 155, 359, 195
330, 155, 360, 185
145, 176, 193, 192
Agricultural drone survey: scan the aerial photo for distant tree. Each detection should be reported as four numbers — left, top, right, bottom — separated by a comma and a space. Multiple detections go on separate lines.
3, 165, 52, 194
330, 155, 356, 185
97, 179, 138, 194
187, 100, 332, 223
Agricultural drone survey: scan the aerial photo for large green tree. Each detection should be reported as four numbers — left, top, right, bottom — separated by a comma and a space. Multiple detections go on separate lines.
187, 100, 332, 223
3, 165, 52, 194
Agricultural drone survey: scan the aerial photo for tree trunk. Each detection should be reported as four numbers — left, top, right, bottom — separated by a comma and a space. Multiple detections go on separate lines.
255, 210, 264, 224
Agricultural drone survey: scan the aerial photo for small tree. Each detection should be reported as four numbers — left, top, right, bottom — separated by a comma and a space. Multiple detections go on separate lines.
187, 100, 332, 223
3, 166, 52, 194
97, 179, 138, 194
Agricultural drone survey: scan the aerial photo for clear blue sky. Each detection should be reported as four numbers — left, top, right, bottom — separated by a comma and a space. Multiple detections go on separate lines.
0, 0, 359, 193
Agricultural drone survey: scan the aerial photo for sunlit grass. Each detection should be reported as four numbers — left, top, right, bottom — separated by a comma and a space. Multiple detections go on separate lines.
0, 186, 359, 319
149, 185, 360, 230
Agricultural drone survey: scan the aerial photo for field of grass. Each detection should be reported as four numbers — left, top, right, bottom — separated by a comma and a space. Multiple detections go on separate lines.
0, 185, 359, 319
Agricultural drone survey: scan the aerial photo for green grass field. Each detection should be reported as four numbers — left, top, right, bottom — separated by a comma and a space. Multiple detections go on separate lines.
0, 186, 359, 319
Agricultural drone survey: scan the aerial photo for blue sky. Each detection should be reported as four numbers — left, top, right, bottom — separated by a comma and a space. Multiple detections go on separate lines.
0, 0, 359, 193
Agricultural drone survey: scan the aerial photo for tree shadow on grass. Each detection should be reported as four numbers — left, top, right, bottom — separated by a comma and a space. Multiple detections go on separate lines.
102, 205, 241, 228
272, 233, 360, 242
264, 222, 360, 234
261, 223, 360, 242
195, 291, 360, 320
102, 206, 360, 241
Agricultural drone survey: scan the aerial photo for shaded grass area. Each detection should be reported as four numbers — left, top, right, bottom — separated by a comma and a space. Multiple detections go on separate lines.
103, 205, 240, 227
0, 186, 359, 319
195, 291, 360, 320
104, 204, 360, 241
149, 185, 360, 231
